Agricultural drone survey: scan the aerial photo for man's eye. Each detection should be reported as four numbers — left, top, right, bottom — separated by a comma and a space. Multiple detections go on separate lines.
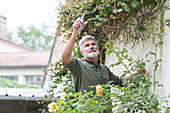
92, 43, 96, 46
85, 44, 89, 47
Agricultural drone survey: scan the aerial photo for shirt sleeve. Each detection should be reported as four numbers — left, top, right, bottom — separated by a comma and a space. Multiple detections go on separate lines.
106, 66, 124, 87
64, 57, 81, 77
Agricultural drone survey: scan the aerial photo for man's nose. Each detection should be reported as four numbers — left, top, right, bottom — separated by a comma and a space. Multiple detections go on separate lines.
89, 44, 94, 49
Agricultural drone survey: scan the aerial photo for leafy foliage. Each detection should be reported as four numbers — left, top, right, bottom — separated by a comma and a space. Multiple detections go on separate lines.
0, 77, 40, 88
165, 19, 170, 27
47, 60, 74, 99
44, 24, 170, 112
7, 24, 54, 51
56, 0, 167, 63
43, 0, 170, 112
45, 46, 170, 112
56, 0, 166, 44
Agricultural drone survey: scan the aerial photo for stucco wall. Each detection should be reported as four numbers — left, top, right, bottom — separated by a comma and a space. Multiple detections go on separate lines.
105, 0, 170, 104
160, 0, 170, 98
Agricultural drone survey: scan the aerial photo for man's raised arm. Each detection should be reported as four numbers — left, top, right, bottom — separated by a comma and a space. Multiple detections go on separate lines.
61, 18, 87, 65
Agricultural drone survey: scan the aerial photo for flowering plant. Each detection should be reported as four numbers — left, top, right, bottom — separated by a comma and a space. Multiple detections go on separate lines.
46, 45, 169, 112
96, 84, 103, 97
47, 102, 59, 113
43, 1, 170, 112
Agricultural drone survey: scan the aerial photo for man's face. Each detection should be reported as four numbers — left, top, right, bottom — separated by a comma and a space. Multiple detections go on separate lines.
81, 39, 99, 59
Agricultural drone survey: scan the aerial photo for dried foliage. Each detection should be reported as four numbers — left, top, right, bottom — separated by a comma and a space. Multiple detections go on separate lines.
57, 0, 166, 41
55, 0, 167, 63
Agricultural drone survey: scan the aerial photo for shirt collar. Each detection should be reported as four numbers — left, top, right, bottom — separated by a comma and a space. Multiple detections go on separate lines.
83, 58, 100, 66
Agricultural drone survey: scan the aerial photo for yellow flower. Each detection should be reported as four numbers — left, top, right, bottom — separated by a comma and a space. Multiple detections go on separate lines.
48, 102, 59, 113
96, 85, 103, 96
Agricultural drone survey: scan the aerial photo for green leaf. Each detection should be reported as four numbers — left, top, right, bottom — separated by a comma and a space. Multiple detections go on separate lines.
140, 0, 143, 4
107, 6, 112, 12
131, 3, 137, 7
156, 42, 163, 47
137, 26, 145, 32
118, 9, 123, 13
132, 0, 140, 7
148, 1, 158, 8
95, 15, 100, 19
165, 19, 170, 27
147, 36, 150, 39
99, 18, 104, 21
103, 10, 109, 17
96, 23, 102, 26
99, 7, 105, 10
122, 3, 128, 7
124, 7, 130, 13
113, 9, 118, 14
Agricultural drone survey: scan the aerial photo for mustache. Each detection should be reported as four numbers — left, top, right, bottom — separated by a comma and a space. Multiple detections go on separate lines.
88, 48, 97, 53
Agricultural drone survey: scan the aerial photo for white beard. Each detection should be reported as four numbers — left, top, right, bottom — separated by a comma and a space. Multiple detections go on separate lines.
83, 49, 99, 58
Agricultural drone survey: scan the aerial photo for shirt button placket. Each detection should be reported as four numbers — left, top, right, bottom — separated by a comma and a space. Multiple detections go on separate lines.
98, 71, 103, 84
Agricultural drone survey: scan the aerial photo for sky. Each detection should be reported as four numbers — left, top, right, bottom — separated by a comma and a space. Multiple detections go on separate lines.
0, 0, 60, 33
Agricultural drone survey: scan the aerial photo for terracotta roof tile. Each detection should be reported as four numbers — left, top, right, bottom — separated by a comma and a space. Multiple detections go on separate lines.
0, 51, 50, 67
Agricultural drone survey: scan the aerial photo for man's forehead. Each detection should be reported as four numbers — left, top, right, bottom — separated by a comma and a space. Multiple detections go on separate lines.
83, 39, 96, 44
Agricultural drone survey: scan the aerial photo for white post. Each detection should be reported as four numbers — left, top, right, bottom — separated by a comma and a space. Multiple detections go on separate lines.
18, 74, 25, 84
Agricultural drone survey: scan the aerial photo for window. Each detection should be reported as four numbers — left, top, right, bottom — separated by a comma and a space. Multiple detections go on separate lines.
0, 76, 18, 81
26, 75, 44, 85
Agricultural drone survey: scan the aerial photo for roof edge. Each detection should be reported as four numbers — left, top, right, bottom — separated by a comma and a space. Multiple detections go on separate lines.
0, 65, 48, 68
0, 38, 33, 52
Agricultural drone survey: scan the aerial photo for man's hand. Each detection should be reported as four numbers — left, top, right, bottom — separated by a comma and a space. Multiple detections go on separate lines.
73, 17, 87, 34
137, 67, 147, 75
123, 66, 147, 85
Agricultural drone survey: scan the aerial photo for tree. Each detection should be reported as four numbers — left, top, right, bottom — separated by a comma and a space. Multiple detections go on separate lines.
7, 24, 54, 51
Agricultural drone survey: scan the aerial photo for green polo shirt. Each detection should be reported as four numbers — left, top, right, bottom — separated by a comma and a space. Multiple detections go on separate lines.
65, 57, 123, 94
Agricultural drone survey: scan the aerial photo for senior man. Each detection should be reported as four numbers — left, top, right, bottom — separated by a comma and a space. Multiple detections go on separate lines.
61, 17, 144, 112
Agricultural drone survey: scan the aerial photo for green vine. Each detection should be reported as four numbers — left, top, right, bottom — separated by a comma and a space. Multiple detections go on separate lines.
56, 0, 166, 63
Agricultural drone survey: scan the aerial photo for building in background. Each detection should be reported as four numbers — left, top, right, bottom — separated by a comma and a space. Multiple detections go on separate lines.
0, 15, 56, 113
0, 15, 50, 86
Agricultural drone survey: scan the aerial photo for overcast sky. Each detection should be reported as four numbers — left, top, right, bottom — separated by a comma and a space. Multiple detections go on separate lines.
0, 0, 60, 33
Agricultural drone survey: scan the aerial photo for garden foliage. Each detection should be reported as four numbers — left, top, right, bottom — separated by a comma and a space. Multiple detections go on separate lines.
44, 0, 170, 112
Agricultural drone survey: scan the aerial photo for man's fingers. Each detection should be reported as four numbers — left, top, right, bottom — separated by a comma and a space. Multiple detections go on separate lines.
81, 21, 88, 30
73, 18, 87, 33
73, 18, 82, 28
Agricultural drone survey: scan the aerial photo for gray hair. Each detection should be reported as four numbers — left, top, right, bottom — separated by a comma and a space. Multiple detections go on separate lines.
79, 35, 98, 51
